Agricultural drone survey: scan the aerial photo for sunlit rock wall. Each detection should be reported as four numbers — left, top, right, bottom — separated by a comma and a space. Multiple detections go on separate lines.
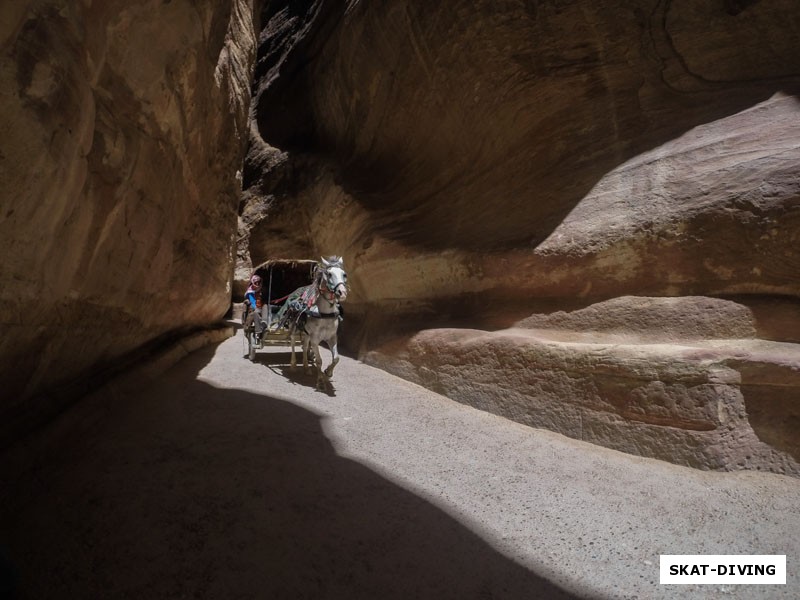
0, 0, 259, 444
240, 0, 800, 472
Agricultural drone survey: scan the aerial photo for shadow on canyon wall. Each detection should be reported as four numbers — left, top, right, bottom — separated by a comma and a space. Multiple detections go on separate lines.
744, 386, 800, 465
249, 0, 800, 253
0, 344, 584, 600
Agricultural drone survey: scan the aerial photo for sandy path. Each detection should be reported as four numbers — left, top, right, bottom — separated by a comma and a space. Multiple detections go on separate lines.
1, 329, 798, 599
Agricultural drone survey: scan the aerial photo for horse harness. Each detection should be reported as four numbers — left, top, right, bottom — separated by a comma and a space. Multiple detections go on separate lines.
277, 266, 345, 332
306, 279, 343, 319
308, 310, 339, 319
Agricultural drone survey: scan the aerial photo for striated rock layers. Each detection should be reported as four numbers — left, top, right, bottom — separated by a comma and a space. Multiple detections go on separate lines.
366, 297, 800, 475
240, 1, 800, 472
0, 0, 259, 445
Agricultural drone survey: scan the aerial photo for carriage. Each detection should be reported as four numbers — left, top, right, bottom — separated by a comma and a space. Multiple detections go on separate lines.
242, 258, 318, 361
242, 256, 348, 389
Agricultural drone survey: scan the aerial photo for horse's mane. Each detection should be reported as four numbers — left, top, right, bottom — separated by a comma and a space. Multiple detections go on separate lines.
271, 256, 344, 331
313, 256, 344, 283
320, 255, 344, 268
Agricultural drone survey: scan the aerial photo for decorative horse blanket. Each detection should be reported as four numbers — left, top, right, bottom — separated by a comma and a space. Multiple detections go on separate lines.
272, 284, 319, 330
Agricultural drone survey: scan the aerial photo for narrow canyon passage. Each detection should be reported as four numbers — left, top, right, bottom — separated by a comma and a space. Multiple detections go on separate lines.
3, 2, 799, 598
1, 329, 798, 599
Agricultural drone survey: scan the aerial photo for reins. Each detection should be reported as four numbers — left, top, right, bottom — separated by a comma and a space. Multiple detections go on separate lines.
270, 293, 291, 305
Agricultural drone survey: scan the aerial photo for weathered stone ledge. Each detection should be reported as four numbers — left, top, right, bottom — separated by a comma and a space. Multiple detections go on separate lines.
365, 327, 800, 476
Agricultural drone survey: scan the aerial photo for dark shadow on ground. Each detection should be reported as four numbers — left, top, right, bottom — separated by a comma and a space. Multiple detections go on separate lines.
274, 364, 337, 398
0, 345, 582, 599
247, 347, 338, 397
250, 349, 296, 366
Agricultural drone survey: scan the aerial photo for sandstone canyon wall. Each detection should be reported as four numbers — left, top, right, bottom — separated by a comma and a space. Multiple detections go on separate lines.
0, 0, 259, 445
240, 0, 800, 473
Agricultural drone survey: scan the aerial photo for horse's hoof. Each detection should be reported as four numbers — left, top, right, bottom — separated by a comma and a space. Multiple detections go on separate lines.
316, 372, 330, 390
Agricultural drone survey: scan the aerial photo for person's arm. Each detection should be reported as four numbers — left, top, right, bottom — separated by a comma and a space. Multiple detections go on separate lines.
245, 291, 257, 310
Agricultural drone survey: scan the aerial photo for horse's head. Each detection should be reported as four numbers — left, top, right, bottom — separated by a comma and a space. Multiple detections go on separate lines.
318, 256, 348, 302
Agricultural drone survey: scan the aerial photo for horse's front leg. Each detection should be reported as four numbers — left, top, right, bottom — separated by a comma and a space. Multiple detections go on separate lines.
289, 327, 297, 369
324, 333, 340, 379
310, 342, 326, 389
302, 333, 311, 372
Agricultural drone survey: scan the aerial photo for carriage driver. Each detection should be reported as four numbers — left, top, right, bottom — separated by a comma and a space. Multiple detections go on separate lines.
245, 274, 268, 336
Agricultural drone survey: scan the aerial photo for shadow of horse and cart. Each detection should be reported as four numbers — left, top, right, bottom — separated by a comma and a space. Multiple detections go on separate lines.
242, 257, 348, 391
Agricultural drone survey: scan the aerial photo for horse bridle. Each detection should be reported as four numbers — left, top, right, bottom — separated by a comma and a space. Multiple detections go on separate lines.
318, 267, 347, 303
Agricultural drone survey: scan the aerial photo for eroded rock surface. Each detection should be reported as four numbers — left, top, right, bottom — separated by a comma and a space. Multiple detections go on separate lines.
239, 0, 800, 472
366, 297, 800, 474
0, 0, 259, 444
241, 0, 800, 311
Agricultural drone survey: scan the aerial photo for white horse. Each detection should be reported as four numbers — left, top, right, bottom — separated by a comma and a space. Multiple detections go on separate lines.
274, 256, 348, 389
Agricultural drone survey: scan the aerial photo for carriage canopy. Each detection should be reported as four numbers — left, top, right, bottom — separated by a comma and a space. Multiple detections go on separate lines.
251, 258, 318, 308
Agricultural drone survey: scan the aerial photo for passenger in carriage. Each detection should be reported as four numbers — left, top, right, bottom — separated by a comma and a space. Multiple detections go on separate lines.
245, 274, 268, 337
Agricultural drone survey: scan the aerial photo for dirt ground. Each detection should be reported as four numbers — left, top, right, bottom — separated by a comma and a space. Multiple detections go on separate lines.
1, 327, 798, 599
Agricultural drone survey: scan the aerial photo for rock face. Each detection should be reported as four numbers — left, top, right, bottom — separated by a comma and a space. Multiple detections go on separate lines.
243, 0, 800, 302
366, 297, 800, 474
0, 0, 259, 445
240, 0, 800, 472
